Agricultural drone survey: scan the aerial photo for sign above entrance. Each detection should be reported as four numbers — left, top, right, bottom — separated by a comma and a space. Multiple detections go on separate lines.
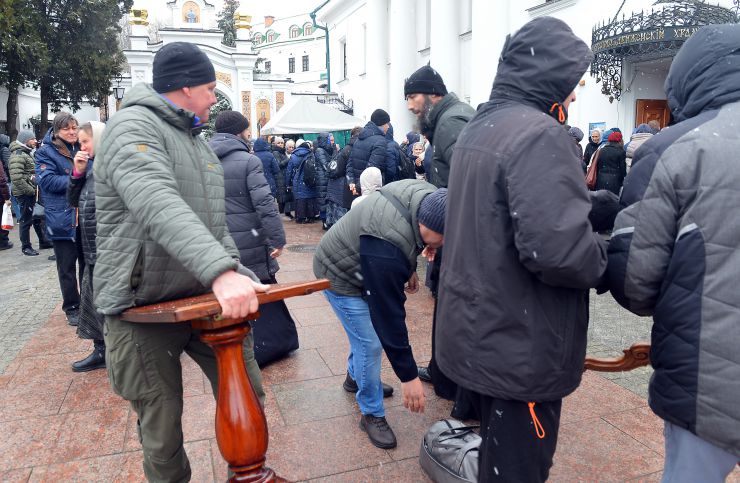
592, 26, 701, 55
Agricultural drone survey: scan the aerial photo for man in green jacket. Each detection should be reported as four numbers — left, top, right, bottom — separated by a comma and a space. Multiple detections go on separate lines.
9, 130, 52, 256
94, 42, 268, 482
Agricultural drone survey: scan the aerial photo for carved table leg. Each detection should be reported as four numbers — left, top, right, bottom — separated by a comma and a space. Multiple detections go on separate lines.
197, 322, 283, 482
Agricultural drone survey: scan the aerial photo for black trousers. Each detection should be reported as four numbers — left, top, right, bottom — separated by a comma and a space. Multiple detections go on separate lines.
52, 228, 85, 314
17, 194, 48, 249
470, 394, 562, 483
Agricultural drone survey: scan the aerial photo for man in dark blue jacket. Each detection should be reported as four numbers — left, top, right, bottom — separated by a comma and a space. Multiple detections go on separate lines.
252, 137, 283, 201
36, 112, 84, 325
347, 109, 392, 194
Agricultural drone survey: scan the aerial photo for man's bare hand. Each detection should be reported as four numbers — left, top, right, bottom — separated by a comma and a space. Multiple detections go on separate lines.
405, 272, 419, 294
212, 270, 270, 319
269, 247, 283, 259
349, 183, 357, 195
422, 246, 437, 262
402, 377, 426, 413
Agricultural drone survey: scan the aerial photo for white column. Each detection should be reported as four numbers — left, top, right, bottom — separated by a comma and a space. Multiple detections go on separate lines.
388, 0, 417, 139
430, 0, 459, 94
365, 0, 389, 114
471, 0, 505, 106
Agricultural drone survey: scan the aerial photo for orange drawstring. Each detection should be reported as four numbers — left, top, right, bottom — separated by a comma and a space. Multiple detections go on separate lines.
528, 402, 546, 439
549, 103, 566, 124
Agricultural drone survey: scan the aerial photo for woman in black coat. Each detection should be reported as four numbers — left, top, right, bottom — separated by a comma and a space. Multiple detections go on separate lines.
594, 130, 627, 195
583, 129, 601, 167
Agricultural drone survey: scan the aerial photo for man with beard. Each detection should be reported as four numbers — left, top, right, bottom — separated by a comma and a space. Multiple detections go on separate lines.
404, 65, 475, 407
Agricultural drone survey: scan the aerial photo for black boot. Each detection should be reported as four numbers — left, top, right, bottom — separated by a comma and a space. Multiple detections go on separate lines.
417, 365, 432, 383
360, 415, 397, 449
66, 310, 79, 327
72, 348, 106, 372
343, 373, 394, 398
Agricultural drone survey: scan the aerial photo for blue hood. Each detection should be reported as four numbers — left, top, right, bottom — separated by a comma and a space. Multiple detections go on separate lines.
406, 131, 420, 145
385, 124, 395, 141
359, 122, 384, 140
253, 138, 270, 152
0, 134, 9, 147
209, 132, 250, 159
316, 132, 333, 152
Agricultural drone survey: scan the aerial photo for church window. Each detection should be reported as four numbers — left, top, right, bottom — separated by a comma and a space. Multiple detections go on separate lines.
265, 61, 271, 73
288, 57, 295, 73
290, 25, 301, 38
304, 23, 313, 35
302, 55, 309, 72
266, 30, 277, 43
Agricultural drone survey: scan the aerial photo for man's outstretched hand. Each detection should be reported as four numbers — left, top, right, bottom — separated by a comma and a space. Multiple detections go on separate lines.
212, 270, 270, 319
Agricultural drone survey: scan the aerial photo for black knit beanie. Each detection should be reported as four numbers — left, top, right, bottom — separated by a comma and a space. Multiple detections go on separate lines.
404, 65, 448, 97
418, 188, 448, 234
370, 109, 390, 126
153, 42, 216, 93
215, 110, 250, 135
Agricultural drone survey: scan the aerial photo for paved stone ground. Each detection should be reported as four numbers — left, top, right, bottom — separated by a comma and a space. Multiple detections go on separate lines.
2, 218, 737, 482
0, 224, 62, 374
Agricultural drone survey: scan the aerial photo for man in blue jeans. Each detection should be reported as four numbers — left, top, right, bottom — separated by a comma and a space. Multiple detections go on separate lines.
313, 179, 446, 448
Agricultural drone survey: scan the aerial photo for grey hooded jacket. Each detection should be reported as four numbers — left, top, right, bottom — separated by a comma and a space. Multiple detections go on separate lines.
93, 83, 250, 315
606, 24, 740, 458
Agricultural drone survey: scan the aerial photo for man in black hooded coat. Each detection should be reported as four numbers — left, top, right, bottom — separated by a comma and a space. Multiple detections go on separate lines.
436, 17, 608, 482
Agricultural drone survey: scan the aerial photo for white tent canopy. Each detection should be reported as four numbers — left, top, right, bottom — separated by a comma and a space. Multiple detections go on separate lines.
260, 96, 365, 135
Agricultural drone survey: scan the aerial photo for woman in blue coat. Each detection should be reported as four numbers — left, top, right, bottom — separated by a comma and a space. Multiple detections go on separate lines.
285, 139, 319, 223
35, 112, 84, 325
253, 138, 284, 202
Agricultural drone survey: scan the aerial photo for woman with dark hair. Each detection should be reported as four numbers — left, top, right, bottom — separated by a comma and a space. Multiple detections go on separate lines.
35, 112, 84, 326
66, 121, 107, 371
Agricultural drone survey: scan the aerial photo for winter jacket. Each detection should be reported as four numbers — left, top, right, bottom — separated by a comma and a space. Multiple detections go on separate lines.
436, 17, 608, 402
285, 145, 318, 200
273, 146, 289, 200
384, 125, 401, 183
210, 133, 286, 282
253, 138, 284, 202
0, 134, 10, 178
625, 132, 653, 161
583, 139, 599, 165
403, 131, 421, 159
314, 179, 436, 297
0, 157, 8, 201
93, 82, 250, 315
9, 141, 37, 197
594, 143, 627, 195
329, 135, 355, 207
347, 122, 388, 186
606, 24, 740, 458
67, 159, 98, 265
423, 93, 475, 188
35, 129, 79, 241
313, 132, 332, 213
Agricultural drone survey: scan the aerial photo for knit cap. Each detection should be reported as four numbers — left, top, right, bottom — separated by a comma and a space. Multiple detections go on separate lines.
417, 188, 448, 234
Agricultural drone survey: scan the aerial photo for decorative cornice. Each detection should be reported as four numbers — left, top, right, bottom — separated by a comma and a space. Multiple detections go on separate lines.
527, 0, 577, 17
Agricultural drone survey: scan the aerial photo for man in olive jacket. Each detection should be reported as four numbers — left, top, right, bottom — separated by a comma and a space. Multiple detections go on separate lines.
94, 42, 268, 482
436, 18, 608, 482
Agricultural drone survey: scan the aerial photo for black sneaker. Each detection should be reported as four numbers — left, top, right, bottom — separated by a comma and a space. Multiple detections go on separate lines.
0, 242, 13, 251
360, 415, 397, 449
343, 373, 393, 398
66, 311, 80, 327
22, 247, 39, 256
417, 366, 432, 383
48, 254, 56, 261
72, 349, 106, 372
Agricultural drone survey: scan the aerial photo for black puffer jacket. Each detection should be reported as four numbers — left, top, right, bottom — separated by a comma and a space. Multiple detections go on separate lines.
347, 122, 387, 186
329, 134, 356, 207
437, 17, 608, 402
0, 134, 10, 178
67, 161, 98, 265
313, 132, 332, 214
209, 133, 286, 282
594, 143, 627, 195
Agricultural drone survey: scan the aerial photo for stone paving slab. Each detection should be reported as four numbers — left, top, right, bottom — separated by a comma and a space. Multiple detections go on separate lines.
1, 219, 738, 482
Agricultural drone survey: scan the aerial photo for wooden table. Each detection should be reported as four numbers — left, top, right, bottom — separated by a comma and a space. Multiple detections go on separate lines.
122, 280, 330, 483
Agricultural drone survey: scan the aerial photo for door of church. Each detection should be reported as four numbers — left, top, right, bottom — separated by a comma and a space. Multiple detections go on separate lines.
635, 99, 669, 129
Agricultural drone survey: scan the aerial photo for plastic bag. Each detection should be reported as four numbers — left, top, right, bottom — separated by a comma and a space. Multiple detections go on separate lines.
2, 203, 14, 230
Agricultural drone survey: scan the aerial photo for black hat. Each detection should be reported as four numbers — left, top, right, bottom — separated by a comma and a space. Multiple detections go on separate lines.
153, 42, 216, 93
418, 188, 448, 234
370, 109, 390, 126
404, 65, 448, 97
215, 110, 250, 135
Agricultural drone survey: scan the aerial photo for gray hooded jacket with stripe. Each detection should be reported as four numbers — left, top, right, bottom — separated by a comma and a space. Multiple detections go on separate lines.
606, 24, 740, 458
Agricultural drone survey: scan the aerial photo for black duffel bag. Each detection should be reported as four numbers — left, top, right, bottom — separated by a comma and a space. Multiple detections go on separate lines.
420, 419, 480, 483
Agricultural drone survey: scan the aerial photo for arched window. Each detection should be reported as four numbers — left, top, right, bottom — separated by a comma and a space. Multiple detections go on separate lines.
266, 30, 277, 43
289, 25, 301, 38
303, 23, 313, 35
253, 32, 264, 45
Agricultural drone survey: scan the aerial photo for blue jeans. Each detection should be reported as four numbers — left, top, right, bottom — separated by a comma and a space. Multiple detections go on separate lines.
662, 421, 737, 483
324, 290, 384, 417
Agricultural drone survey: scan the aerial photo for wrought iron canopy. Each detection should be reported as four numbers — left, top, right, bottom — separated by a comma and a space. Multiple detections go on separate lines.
591, 1, 738, 102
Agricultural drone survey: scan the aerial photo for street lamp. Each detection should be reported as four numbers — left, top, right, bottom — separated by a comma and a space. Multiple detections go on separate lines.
113, 75, 125, 110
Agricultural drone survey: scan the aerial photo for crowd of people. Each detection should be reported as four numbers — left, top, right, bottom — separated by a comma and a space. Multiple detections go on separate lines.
0, 16, 738, 483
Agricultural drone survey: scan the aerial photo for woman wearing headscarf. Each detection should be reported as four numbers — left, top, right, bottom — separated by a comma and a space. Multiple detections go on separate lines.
350, 167, 383, 208
583, 129, 601, 167
67, 121, 106, 372
594, 130, 627, 195
625, 123, 654, 167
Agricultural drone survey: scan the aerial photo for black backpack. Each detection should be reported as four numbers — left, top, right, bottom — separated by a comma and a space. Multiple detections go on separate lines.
301, 152, 318, 187
396, 144, 416, 180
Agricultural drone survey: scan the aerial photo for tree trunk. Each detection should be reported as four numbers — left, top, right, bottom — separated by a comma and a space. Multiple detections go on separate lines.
40, 83, 50, 139
5, 87, 19, 140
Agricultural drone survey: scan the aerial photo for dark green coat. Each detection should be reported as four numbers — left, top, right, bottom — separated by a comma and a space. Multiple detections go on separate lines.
426, 93, 475, 188
8, 141, 36, 197
313, 179, 436, 296
93, 83, 246, 315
